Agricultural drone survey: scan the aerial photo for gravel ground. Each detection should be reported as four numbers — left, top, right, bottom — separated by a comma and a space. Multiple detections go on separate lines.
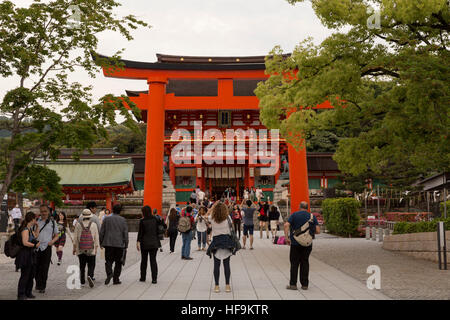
0, 232, 165, 300
311, 233, 450, 300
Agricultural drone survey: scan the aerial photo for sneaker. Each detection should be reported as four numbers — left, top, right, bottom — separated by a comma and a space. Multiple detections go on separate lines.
185, 257, 193, 260
113, 280, 122, 285
25, 294, 36, 299
225, 285, 231, 292
105, 276, 112, 285
87, 276, 95, 288
152, 280, 157, 284
139, 278, 146, 282
38, 289, 45, 294
301, 286, 308, 290
286, 285, 297, 290
181, 256, 186, 260
214, 286, 220, 293
57, 259, 61, 266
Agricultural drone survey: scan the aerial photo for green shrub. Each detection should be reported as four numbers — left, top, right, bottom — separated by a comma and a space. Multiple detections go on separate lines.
440, 201, 450, 216
393, 217, 450, 234
322, 198, 360, 237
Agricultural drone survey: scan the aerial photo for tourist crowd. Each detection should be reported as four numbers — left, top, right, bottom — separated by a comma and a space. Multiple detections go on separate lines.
7, 185, 319, 299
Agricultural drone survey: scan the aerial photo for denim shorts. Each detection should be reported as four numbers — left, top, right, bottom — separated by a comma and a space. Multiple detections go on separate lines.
243, 224, 254, 236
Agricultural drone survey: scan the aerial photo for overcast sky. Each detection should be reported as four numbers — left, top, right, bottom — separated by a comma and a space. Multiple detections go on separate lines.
1, 0, 333, 121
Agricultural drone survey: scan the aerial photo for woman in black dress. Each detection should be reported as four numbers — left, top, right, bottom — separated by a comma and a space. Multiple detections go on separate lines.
16, 212, 40, 300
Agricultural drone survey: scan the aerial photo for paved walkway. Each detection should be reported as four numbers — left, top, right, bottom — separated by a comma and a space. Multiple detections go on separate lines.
78, 233, 388, 300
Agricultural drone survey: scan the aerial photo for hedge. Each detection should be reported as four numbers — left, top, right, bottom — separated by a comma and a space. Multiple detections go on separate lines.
322, 198, 361, 237
393, 217, 450, 235
440, 201, 450, 216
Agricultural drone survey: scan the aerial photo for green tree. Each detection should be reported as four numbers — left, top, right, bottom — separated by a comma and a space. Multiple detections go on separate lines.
255, 0, 449, 189
94, 123, 147, 154
0, 0, 149, 201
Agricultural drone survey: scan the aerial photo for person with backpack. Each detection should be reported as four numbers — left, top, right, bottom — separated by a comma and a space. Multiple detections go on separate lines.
73, 208, 99, 288
34, 204, 59, 294
178, 205, 195, 260
166, 208, 179, 253
241, 200, 256, 250
100, 203, 128, 285
137, 206, 161, 283
16, 211, 40, 300
257, 201, 269, 239
284, 201, 320, 291
268, 205, 281, 240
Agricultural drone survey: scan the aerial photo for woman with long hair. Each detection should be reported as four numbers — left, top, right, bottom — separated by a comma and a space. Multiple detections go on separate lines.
137, 206, 161, 283
16, 212, 40, 300
206, 202, 238, 293
166, 208, 179, 253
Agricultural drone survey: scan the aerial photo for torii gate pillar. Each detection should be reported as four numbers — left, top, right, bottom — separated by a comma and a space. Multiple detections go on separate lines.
143, 78, 167, 214
288, 141, 310, 213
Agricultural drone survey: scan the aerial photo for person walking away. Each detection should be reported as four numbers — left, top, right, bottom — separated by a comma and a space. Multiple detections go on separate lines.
153, 208, 167, 252
16, 212, 40, 300
190, 191, 197, 205
98, 207, 106, 224
73, 209, 99, 288
241, 200, 256, 250
100, 204, 129, 285
166, 208, 179, 253
195, 206, 208, 251
197, 189, 205, 206
34, 204, 59, 294
81, 201, 101, 233
178, 206, 195, 260
206, 202, 239, 293
55, 211, 68, 265
9, 204, 22, 233
137, 206, 161, 283
231, 204, 242, 239
258, 201, 269, 239
268, 206, 281, 239
284, 201, 320, 290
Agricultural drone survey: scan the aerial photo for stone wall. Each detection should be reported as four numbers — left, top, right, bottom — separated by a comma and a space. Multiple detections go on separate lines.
383, 231, 450, 263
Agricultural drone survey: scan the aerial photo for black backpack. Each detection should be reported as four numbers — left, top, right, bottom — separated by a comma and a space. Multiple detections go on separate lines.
4, 232, 21, 258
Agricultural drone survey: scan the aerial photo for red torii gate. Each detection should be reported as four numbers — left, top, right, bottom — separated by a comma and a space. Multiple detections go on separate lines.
97, 53, 333, 214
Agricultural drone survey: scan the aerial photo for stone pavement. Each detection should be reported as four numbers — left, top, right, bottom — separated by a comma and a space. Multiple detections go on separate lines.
311, 235, 450, 300
0, 232, 142, 300
78, 233, 388, 300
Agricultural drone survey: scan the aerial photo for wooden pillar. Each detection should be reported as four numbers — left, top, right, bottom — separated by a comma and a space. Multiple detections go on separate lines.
106, 193, 112, 212
288, 141, 310, 213
143, 78, 166, 214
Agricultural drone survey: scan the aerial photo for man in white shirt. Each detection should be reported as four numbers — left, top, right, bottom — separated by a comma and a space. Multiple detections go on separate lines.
9, 205, 22, 232
197, 189, 205, 206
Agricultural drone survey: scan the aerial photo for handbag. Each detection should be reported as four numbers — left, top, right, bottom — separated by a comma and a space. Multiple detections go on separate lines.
226, 217, 241, 253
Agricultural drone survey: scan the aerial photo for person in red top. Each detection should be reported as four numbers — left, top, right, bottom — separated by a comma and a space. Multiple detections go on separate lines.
231, 204, 242, 239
